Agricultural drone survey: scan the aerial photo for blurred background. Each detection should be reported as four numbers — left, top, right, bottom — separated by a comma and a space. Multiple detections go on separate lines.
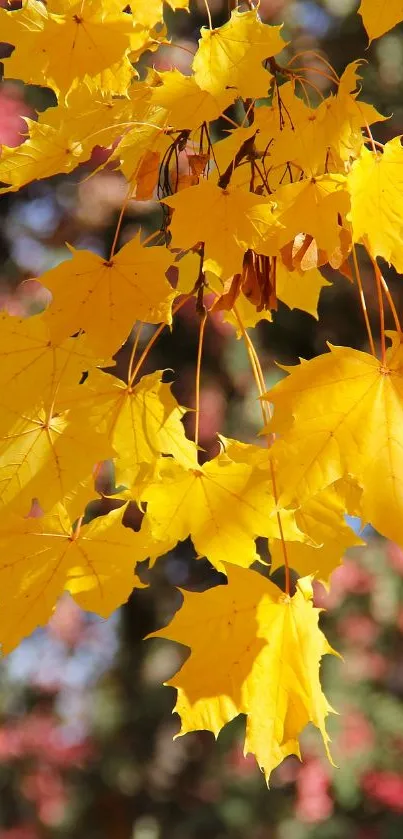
1, 1, 403, 837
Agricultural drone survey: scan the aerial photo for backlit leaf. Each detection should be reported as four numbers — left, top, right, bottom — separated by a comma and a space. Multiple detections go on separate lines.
42, 236, 175, 356
61, 368, 196, 487
140, 441, 304, 571
192, 9, 286, 100
0, 504, 148, 654
163, 181, 280, 280
151, 567, 336, 782
0, 389, 112, 517
348, 138, 403, 272
359, 0, 403, 41
265, 332, 403, 546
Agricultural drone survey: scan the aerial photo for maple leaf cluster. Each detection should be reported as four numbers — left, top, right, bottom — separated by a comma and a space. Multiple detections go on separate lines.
0, 0, 402, 783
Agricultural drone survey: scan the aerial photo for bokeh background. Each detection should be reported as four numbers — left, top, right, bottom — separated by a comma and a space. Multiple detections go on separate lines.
1, 1, 403, 837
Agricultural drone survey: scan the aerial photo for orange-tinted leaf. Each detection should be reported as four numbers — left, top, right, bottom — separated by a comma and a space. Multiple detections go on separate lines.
359, 0, 403, 41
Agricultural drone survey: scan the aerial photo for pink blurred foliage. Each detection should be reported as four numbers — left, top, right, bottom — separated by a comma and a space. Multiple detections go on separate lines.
336, 708, 375, 757
363, 771, 403, 812
189, 383, 227, 449
0, 711, 92, 766
226, 742, 258, 778
22, 765, 67, 827
338, 615, 379, 647
386, 543, 403, 576
0, 84, 33, 148
295, 756, 333, 823
316, 559, 375, 609
0, 827, 39, 839
343, 649, 388, 682
48, 595, 87, 647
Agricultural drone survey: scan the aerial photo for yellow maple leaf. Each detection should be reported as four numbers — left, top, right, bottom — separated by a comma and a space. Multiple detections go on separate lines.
149, 69, 235, 131
42, 236, 175, 356
0, 504, 148, 654
110, 110, 170, 188
270, 483, 364, 582
0, 389, 112, 518
319, 61, 385, 167
261, 65, 384, 178
224, 294, 273, 333
0, 313, 110, 410
4, 90, 135, 188
60, 368, 196, 487
135, 0, 189, 28
348, 137, 403, 272
276, 261, 331, 319
193, 8, 286, 100
264, 332, 403, 546
0, 119, 86, 193
210, 67, 383, 186
359, 0, 403, 41
163, 180, 280, 280
272, 176, 351, 263
211, 124, 258, 181
39, 84, 143, 159
0, 0, 136, 98
150, 566, 336, 782
140, 440, 304, 572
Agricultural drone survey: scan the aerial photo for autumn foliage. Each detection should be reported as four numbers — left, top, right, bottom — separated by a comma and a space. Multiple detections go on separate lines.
0, 0, 402, 784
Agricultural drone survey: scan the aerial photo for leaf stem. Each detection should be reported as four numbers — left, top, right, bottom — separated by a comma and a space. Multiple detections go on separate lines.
379, 272, 401, 334
161, 41, 196, 57
195, 312, 208, 447
233, 304, 291, 596
287, 50, 340, 82
291, 66, 338, 86
203, 0, 213, 29
369, 253, 386, 364
363, 120, 377, 154
109, 184, 134, 260
294, 74, 325, 101
351, 244, 376, 356
72, 515, 84, 541
127, 324, 143, 385
128, 295, 191, 386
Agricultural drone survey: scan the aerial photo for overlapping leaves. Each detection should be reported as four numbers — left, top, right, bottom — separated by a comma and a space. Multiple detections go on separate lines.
0, 0, 401, 782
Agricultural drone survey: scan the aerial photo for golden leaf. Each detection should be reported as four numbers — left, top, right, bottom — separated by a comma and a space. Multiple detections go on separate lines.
270, 483, 364, 582
0, 313, 110, 411
163, 181, 280, 280
0, 388, 112, 518
192, 9, 286, 100
140, 440, 304, 572
359, 0, 403, 41
42, 236, 175, 356
151, 566, 336, 782
264, 332, 403, 546
61, 368, 196, 488
348, 138, 403, 272
0, 504, 149, 654
0, 0, 137, 98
